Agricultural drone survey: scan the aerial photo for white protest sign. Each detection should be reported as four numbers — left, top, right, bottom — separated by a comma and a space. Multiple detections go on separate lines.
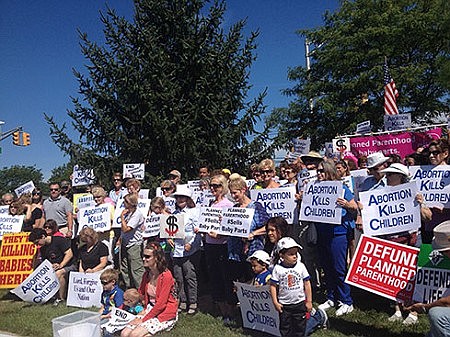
197, 207, 222, 233
356, 120, 371, 134
342, 176, 354, 193
359, 182, 420, 237
123, 163, 145, 180
0, 214, 24, 240
235, 282, 280, 337
160, 214, 185, 239
163, 196, 176, 213
324, 142, 334, 157
350, 168, 369, 198
15, 181, 35, 197
299, 181, 343, 225
102, 307, 136, 334
246, 179, 256, 189
298, 170, 317, 191
0, 205, 9, 215
384, 113, 411, 131
187, 180, 201, 192
72, 165, 96, 187
11, 260, 59, 304
77, 204, 113, 234
292, 138, 310, 155
192, 190, 215, 208
220, 207, 255, 238
143, 214, 161, 238
409, 165, 450, 208
67, 271, 102, 308
76, 194, 95, 210
333, 137, 351, 153
139, 189, 149, 199
250, 186, 296, 223
112, 199, 151, 228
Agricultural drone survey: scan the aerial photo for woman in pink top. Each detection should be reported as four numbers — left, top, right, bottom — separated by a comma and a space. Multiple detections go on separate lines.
205, 174, 234, 319
121, 242, 178, 337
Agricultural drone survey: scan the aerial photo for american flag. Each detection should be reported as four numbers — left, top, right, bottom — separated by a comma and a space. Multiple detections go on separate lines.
383, 61, 399, 115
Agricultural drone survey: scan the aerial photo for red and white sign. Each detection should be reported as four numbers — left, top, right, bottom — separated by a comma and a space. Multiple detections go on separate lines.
345, 235, 419, 303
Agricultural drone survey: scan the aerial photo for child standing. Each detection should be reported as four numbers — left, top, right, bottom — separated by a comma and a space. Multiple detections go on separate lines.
247, 250, 271, 286
99, 269, 124, 319
270, 237, 312, 337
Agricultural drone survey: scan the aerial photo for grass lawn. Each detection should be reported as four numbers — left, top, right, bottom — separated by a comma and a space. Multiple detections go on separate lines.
0, 287, 430, 337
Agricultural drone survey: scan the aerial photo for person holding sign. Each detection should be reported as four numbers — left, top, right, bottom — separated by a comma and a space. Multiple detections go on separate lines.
315, 160, 358, 316
78, 227, 109, 273
206, 174, 234, 321
121, 242, 178, 337
28, 228, 76, 306
374, 163, 431, 325
405, 221, 450, 337
120, 193, 145, 289
171, 185, 201, 315
421, 139, 450, 244
259, 158, 281, 189
22, 189, 44, 231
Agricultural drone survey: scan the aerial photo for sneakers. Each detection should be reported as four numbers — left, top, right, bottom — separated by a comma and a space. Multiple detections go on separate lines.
53, 298, 64, 307
335, 303, 354, 316
178, 302, 187, 313
317, 307, 329, 328
318, 299, 335, 311
402, 313, 418, 325
187, 303, 197, 315
388, 311, 403, 322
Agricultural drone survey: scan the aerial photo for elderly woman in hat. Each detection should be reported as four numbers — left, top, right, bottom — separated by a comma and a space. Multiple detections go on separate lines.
359, 152, 390, 192
375, 163, 432, 325
405, 221, 450, 336
171, 185, 201, 315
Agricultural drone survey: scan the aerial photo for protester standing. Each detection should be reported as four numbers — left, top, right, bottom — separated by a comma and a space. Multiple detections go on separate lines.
43, 182, 74, 238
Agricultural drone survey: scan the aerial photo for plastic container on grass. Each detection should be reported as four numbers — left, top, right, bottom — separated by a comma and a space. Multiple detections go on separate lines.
52, 310, 101, 337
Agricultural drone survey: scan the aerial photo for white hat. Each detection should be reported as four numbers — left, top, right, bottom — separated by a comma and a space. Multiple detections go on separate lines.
247, 250, 271, 266
380, 163, 410, 177
276, 237, 303, 252
301, 151, 323, 161
172, 185, 192, 198
432, 220, 450, 252
366, 152, 389, 169
169, 170, 181, 178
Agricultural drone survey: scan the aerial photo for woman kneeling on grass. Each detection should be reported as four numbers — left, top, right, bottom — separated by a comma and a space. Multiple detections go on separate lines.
121, 242, 178, 337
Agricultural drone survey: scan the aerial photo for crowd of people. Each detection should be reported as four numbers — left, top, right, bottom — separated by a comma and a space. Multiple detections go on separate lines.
1, 135, 449, 337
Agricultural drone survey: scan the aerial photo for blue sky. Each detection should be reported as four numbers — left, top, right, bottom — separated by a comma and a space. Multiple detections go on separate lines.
0, 0, 338, 180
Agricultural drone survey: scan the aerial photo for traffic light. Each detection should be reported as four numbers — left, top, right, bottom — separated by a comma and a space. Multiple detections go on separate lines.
12, 131, 21, 146
22, 132, 30, 146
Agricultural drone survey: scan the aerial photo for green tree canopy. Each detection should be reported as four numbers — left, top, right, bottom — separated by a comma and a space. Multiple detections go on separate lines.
46, 0, 272, 186
0, 166, 46, 196
267, 0, 450, 150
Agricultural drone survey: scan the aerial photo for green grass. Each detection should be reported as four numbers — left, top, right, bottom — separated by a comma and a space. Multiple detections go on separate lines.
0, 288, 430, 337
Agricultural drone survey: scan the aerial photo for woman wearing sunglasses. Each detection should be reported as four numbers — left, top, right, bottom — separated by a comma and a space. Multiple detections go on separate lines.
121, 242, 178, 337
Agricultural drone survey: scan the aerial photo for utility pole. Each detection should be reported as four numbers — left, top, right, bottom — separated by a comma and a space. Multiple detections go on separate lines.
305, 38, 314, 114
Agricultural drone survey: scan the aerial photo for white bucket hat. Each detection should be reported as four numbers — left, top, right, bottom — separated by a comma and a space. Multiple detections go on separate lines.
172, 185, 192, 198
380, 163, 410, 177
432, 220, 450, 252
276, 237, 303, 252
247, 250, 271, 266
367, 152, 389, 169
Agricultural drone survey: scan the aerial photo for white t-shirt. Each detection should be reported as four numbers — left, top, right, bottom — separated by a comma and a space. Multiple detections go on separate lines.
271, 261, 310, 305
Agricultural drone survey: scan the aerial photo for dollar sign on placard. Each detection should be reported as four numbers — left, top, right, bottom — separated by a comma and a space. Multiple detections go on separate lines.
336, 139, 347, 153
165, 215, 179, 236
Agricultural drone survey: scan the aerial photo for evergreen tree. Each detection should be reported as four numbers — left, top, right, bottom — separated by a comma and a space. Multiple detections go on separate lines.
46, 0, 271, 185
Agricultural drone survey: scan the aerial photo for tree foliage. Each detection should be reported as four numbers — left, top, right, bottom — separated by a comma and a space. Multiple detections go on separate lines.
267, 0, 450, 150
46, 0, 272, 186
0, 166, 46, 196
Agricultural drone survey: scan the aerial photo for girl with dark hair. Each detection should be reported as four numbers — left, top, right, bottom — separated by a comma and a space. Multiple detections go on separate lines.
121, 242, 178, 337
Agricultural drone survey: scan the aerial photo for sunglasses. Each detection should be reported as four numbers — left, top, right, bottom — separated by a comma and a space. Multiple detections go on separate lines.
143, 254, 153, 259
161, 187, 172, 192
44, 225, 51, 229
210, 184, 222, 189
50, 188, 60, 192
93, 196, 102, 199
101, 280, 112, 285
32, 192, 41, 196
317, 169, 325, 174
10, 206, 17, 209
260, 169, 273, 175
430, 150, 441, 156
